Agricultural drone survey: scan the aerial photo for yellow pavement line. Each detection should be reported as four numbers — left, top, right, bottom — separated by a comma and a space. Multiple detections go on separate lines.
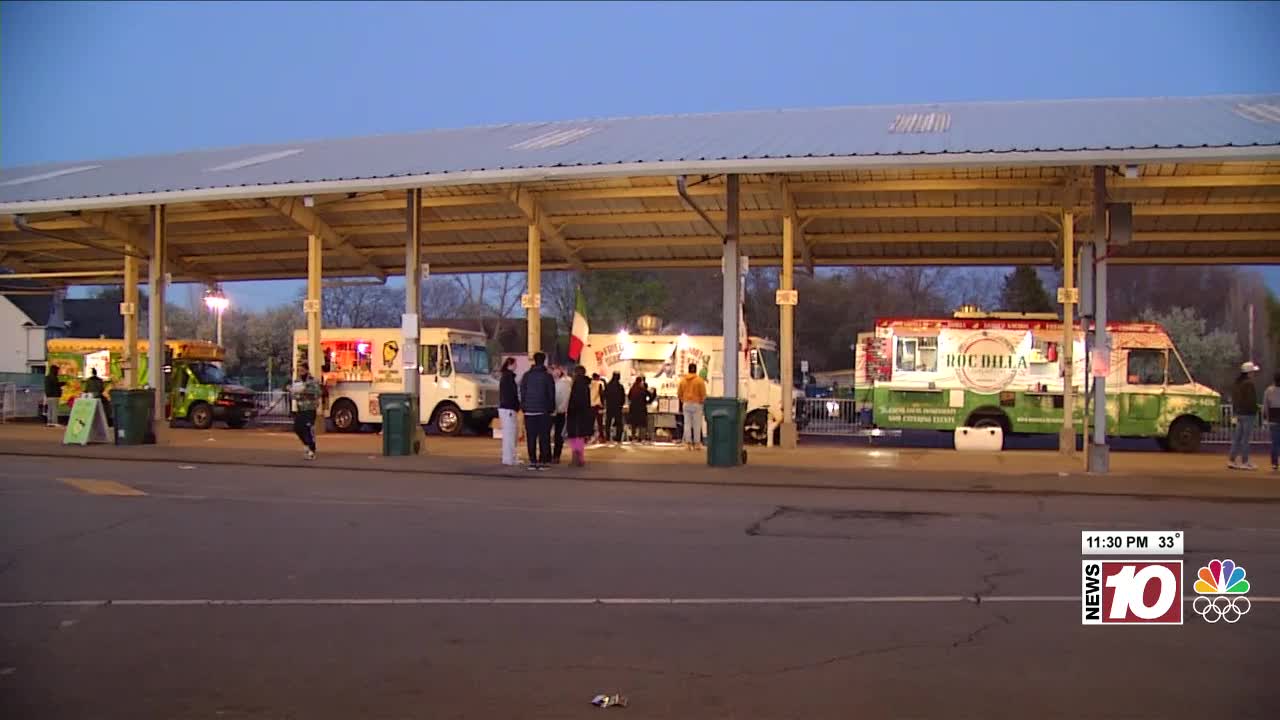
58, 478, 147, 497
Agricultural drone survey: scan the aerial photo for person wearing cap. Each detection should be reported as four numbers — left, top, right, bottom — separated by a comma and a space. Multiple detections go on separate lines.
1229, 361, 1261, 471
1264, 370, 1280, 472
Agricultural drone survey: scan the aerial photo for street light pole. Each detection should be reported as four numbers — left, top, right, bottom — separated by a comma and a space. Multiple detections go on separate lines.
203, 290, 229, 347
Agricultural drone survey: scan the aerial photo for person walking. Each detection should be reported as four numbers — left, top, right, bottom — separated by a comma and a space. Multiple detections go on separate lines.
1264, 371, 1280, 472
43, 365, 63, 428
518, 352, 556, 470
565, 366, 594, 467
552, 365, 572, 463
627, 377, 651, 443
1229, 361, 1261, 471
589, 372, 605, 444
290, 366, 321, 460
498, 357, 520, 466
604, 372, 626, 446
677, 362, 707, 450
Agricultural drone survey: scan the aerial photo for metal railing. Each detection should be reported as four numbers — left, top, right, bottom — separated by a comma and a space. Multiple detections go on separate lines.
253, 391, 293, 425
1205, 404, 1270, 445
796, 397, 1269, 445
0, 382, 44, 421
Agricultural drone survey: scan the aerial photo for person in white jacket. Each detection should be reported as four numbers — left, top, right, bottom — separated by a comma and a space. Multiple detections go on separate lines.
552, 365, 573, 464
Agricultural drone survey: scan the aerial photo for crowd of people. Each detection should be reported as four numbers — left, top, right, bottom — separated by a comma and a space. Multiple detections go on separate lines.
497, 353, 708, 470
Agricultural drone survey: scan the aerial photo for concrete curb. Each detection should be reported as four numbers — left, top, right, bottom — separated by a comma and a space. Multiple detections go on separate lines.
4, 447, 1279, 504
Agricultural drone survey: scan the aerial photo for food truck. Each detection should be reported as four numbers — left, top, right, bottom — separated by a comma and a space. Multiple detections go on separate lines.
45, 338, 255, 429
292, 327, 498, 435
578, 329, 786, 444
852, 311, 1221, 452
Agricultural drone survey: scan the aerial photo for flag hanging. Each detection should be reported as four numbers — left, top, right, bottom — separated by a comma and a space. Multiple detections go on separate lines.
568, 286, 590, 361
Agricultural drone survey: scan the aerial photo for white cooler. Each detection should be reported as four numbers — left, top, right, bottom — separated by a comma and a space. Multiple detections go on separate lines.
954, 426, 1003, 451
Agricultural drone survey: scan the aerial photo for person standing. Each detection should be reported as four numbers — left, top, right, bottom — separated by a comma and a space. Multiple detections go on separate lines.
627, 377, 651, 443
677, 362, 707, 450
43, 365, 63, 428
565, 366, 594, 466
1229, 361, 1260, 471
552, 365, 572, 463
518, 352, 556, 470
291, 366, 321, 460
498, 357, 520, 466
604, 372, 626, 446
1264, 371, 1280, 472
85, 368, 109, 426
589, 372, 605, 444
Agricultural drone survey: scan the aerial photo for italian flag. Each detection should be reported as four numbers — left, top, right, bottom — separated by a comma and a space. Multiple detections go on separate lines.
568, 286, 589, 361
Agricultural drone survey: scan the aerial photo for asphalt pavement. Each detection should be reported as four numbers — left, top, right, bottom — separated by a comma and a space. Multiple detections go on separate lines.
1, 454, 1278, 719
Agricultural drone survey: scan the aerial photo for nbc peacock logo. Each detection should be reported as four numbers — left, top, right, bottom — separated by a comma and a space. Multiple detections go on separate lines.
1191, 559, 1251, 624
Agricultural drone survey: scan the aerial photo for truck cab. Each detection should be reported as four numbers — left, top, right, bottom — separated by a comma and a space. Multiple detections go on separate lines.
293, 327, 498, 435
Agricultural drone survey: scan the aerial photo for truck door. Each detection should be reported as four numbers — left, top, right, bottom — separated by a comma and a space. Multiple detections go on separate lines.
1121, 348, 1165, 433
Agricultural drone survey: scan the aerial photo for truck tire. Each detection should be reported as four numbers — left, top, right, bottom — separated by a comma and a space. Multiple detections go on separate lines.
966, 409, 1010, 435
331, 399, 359, 433
743, 409, 769, 446
1166, 417, 1203, 454
189, 402, 213, 430
433, 402, 463, 436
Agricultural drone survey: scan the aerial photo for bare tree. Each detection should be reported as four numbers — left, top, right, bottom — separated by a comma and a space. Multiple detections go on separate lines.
450, 272, 527, 340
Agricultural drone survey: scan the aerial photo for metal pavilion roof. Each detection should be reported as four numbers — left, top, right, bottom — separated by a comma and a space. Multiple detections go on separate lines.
1, 94, 1279, 284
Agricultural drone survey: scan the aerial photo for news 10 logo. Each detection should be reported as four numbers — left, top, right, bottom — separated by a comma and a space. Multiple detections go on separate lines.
1081, 531, 1184, 626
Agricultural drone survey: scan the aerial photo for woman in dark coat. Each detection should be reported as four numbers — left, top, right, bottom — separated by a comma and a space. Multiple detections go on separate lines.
627, 377, 651, 443
565, 366, 594, 466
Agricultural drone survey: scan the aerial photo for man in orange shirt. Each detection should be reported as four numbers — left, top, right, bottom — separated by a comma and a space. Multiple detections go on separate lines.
677, 363, 707, 450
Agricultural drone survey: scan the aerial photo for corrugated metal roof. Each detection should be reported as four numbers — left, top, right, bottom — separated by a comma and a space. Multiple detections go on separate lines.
3, 94, 1280, 210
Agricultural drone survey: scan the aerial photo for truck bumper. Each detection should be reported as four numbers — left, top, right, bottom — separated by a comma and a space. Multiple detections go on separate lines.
213, 404, 257, 423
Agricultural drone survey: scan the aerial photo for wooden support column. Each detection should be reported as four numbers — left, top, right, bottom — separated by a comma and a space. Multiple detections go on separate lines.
122, 253, 140, 388
778, 180, 798, 449
147, 205, 168, 444
1089, 166, 1111, 473
1059, 210, 1075, 456
306, 232, 324, 435
526, 219, 542, 355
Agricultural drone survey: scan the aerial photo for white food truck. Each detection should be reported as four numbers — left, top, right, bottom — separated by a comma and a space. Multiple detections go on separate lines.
578, 330, 787, 443
292, 327, 499, 434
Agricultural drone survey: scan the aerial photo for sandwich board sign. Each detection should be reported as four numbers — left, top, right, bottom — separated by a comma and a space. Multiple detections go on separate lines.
63, 396, 111, 446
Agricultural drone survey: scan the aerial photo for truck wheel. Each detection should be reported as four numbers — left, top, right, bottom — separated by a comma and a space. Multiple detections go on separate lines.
743, 409, 769, 445
434, 403, 463, 436
331, 399, 359, 433
966, 411, 1010, 434
189, 402, 213, 430
1166, 418, 1203, 453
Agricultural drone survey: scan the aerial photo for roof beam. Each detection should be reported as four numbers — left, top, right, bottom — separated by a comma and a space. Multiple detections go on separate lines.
68, 211, 216, 284
323, 192, 512, 214
264, 197, 386, 280
1113, 174, 1280, 189
508, 187, 587, 271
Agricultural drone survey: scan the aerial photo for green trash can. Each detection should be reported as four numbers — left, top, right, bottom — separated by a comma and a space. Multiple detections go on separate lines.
110, 389, 153, 445
704, 397, 747, 467
379, 393, 421, 456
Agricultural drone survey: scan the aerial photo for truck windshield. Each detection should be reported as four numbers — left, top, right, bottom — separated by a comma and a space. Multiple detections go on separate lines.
190, 362, 227, 384
760, 348, 780, 380
449, 344, 491, 375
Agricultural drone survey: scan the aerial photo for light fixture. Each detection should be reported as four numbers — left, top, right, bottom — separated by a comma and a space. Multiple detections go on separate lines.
1123, 164, 1140, 179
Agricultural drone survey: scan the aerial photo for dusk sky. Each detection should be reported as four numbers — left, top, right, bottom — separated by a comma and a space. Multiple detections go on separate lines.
4, 1, 1278, 307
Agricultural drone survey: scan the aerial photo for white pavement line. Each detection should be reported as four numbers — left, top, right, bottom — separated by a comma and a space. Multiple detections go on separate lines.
2, 596, 1277, 609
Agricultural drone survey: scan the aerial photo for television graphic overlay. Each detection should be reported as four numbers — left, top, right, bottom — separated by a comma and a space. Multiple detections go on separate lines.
1192, 558, 1252, 624
1082, 560, 1183, 625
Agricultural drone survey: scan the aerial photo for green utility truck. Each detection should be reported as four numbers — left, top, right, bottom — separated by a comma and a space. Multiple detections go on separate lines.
46, 338, 256, 429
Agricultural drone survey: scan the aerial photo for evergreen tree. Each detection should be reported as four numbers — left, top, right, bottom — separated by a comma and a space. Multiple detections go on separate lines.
998, 266, 1055, 313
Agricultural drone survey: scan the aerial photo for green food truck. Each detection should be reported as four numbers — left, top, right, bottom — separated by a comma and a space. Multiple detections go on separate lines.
852, 312, 1221, 452
46, 338, 256, 429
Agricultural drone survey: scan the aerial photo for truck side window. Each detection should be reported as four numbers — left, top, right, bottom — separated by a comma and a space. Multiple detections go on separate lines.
421, 345, 438, 375
896, 338, 917, 372
916, 337, 938, 372
1126, 349, 1166, 385
439, 345, 453, 376
1168, 351, 1192, 385
750, 349, 765, 380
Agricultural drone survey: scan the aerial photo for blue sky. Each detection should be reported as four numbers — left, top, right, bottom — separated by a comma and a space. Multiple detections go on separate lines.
4, 1, 1279, 307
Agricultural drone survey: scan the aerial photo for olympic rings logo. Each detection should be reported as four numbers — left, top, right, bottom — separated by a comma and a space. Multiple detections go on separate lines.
1192, 595, 1251, 623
